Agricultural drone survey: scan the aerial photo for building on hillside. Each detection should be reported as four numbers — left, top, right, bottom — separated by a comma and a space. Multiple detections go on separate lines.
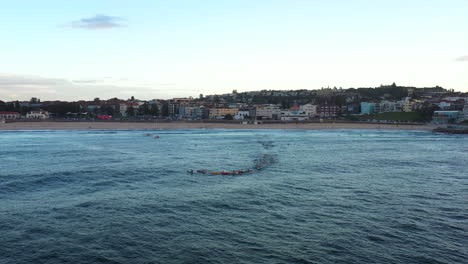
345, 103, 361, 114
448, 99, 467, 111
168, 102, 179, 117
209, 108, 239, 119
360, 102, 375, 114
280, 110, 309, 121
463, 103, 468, 121
374, 103, 381, 113
26, 110, 49, 119
402, 97, 425, 112
172, 98, 193, 103
300, 104, 318, 117
234, 110, 250, 120
180, 106, 206, 120
378, 101, 403, 113
147, 100, 164, 115
438, 100, 452, 110
432, 111, 461, 124
119, 102, 142, 117
252, 105, 281, 120
318, 105, 340, 118
0, 112, 20, 120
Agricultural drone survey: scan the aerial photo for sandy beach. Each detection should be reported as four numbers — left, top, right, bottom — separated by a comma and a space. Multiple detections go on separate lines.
0, 121, 433, 131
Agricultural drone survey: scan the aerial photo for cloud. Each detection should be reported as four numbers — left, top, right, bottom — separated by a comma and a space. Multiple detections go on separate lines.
72, 79, 101, 84
0, 74, 68, 99
68, 14, 126, 29
455, 55, 468, 62
0, 73, 183, 101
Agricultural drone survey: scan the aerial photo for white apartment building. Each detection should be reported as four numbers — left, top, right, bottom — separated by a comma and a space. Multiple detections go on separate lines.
0, 112, 20, 120
378, 101, 403, 113
280, 110, 309, 121
26, 110, 49, 119
254, 105, 281, 119
463, 102, 468, 121
300, 104, 318, 117
403, 97, 414, 112
120, 102, 144, 116
234, 110, 250, 120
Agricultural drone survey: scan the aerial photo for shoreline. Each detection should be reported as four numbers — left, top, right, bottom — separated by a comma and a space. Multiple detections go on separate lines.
0, 121, 433, 131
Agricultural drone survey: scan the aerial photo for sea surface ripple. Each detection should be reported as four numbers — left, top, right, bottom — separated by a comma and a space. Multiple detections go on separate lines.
0, 129, 467, 264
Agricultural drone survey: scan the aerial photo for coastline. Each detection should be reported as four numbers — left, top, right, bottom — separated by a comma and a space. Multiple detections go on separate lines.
0, 121, 433, 131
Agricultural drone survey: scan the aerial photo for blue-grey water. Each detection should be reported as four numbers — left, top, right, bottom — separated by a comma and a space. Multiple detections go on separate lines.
0, 129, 467, 264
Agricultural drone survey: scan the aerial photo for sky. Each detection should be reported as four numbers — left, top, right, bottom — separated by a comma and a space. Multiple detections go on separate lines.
0, 0, 467, 101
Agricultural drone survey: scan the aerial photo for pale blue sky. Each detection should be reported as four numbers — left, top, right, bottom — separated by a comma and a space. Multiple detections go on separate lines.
1, 0, 467, 100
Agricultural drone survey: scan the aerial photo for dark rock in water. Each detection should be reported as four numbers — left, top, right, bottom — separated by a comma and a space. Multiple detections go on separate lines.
433, 125, 468, 134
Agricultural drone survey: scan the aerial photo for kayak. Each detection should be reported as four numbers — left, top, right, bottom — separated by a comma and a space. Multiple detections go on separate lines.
207, 169, 253, 175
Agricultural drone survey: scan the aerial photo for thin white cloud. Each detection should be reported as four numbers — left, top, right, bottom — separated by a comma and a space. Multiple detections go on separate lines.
0, 73, 182, 101
67, 14, 126, 30
0, 74, 69, 86
72, 79, 101, 84
455, 55, 468, 62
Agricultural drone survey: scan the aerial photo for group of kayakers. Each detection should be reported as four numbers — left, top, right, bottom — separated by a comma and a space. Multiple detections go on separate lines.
187, 169, 253, 175
257, 140, 274, 149
187, 153, 277, 175
187, 139, 277, 176
144, 133, 160, 139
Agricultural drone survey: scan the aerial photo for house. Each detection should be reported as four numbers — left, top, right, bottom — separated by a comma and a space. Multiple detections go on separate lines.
300, 104, 318, 117
462, 103, 468, 121
432, 111, 461, 124
318, 105, 340, 117
360, 102, 375, 114
252, 105, 281, 120
119, 102, 142, 116
401, 98, 424, 112
26, 110, 49, 119
0, 112, 20, 120
234, 110, 250, 120
438, 100, 452, 110
209, 108, 239, 119
378, 101, 403, 113
180, 106, 206, 120
280, 110, 309, 121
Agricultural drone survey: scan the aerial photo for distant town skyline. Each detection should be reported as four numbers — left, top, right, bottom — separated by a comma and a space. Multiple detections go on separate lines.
1, 0, 467, 101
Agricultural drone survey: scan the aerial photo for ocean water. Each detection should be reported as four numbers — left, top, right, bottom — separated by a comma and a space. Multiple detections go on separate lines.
0, 129, 467, 264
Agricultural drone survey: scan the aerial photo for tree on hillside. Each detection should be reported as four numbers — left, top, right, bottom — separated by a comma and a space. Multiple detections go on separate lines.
43, 103, 81, 117
139, 103, 150, 115
30, 97, 40, 103
161, 103, 169, 117
281, 100, 290, 109
126, 106, 135, 117
150, 104, 159, 116
101, 105, 115, 116
417, 103, 440, 122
